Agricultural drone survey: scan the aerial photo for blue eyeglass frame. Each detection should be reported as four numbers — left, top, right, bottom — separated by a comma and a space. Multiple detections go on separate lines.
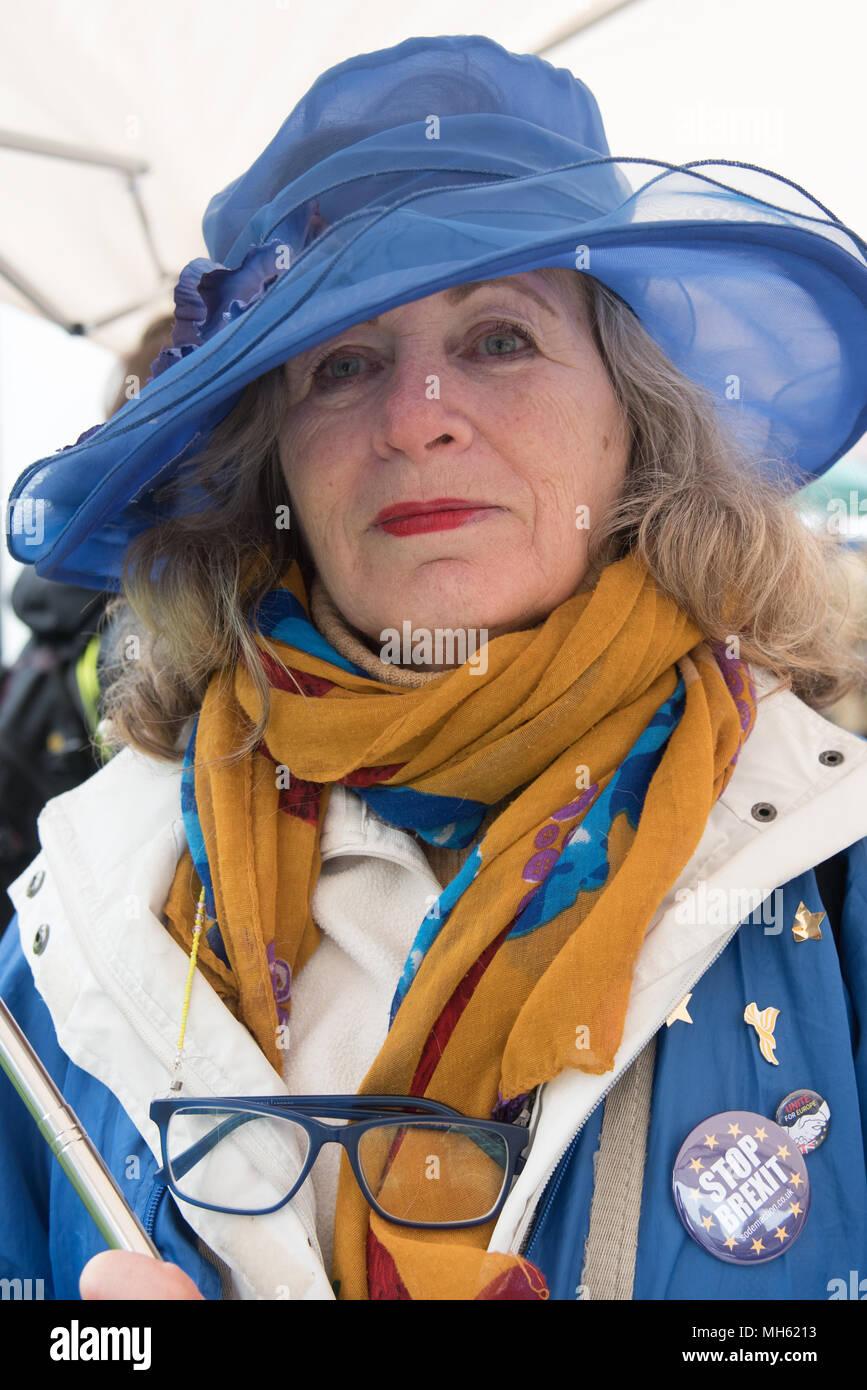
149, 1093, 531, 1229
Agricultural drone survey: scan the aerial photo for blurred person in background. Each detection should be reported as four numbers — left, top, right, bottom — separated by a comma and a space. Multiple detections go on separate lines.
0, 315, 173, 932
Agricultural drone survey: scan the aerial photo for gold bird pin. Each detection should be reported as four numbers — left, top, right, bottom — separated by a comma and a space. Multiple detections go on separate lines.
744, 1001, 780, 1065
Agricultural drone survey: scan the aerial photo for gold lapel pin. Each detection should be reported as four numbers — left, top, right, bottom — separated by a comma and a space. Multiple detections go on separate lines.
744, 1001, 780, 1065
666, 993, 694, 1027
792, 901, 825, 942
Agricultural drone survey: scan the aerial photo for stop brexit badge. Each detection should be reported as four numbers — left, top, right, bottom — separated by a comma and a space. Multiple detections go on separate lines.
672, 1110, 810, 1264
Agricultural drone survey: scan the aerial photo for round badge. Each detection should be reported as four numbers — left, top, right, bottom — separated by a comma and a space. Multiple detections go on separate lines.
672, 1110, 810, 1264
775, 1089, 830, 1155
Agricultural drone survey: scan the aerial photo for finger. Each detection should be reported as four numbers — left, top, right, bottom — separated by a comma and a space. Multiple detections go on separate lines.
79, 1249, 206, 1301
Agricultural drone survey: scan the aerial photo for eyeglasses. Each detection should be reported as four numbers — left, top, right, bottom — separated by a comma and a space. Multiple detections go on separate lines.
149, 1093, 531, 1229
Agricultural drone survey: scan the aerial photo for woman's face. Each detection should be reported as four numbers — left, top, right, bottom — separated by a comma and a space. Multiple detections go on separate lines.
277, 268, 630, 663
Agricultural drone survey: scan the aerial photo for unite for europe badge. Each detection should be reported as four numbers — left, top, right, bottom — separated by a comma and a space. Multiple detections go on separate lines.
672, 1110, 810, 1264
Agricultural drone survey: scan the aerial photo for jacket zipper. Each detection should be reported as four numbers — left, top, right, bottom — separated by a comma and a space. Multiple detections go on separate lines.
142, 1181, 166, 1241
513, 921, 742, 1259
142, 1180, 236, 1297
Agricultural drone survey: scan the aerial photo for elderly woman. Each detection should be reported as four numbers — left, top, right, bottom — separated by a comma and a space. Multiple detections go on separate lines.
2, 34, 867, 1304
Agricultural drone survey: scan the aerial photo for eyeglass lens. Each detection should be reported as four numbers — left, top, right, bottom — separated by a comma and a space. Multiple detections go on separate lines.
165, 1109, 510, 1223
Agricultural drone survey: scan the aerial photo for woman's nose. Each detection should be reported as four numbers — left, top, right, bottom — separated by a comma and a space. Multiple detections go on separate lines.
373, 350, 474, 459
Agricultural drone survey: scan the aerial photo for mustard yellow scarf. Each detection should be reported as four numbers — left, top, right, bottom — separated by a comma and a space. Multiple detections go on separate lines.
162, 551, 757, 1298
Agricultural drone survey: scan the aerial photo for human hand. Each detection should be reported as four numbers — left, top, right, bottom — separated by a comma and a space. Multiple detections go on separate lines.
80, 1249, 206, 1300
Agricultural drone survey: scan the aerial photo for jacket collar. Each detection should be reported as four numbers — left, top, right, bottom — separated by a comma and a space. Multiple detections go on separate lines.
8, 663, 867, 1286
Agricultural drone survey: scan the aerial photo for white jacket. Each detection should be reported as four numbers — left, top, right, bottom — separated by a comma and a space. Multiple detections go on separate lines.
7, 663, 867, 1299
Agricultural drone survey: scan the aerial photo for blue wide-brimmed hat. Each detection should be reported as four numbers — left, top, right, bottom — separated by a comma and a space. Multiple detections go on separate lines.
7, 33, 867, 590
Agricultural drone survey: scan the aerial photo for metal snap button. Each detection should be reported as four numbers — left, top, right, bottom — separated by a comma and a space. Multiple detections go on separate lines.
750, 802, 777, 822
32, 924, 50, 955
818, 749, 844, 766
25, 869, 45, 897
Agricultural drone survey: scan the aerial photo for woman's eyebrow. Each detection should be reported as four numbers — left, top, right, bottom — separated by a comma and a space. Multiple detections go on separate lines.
443, 278, 558, 316
362, 277, 559, 327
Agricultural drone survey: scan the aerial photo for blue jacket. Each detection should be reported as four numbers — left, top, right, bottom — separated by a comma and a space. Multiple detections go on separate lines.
1, 663, 866, 1300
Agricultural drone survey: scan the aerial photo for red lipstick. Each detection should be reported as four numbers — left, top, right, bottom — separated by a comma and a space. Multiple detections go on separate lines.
373, 498, 500, 536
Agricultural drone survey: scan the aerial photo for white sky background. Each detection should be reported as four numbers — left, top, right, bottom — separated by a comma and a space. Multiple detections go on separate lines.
2, 0, 866, 663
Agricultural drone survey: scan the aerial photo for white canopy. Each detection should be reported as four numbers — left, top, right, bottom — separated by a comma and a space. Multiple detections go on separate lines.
2, 0, 866, 354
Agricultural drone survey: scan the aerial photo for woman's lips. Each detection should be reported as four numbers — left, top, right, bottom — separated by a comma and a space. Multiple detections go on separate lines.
376, 507, 500, 536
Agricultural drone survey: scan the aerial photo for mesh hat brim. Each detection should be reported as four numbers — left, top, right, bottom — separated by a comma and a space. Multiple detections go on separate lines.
7, 80, 867, 589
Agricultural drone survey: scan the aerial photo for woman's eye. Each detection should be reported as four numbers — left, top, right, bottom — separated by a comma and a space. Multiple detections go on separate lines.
310, 351, 367, 386
310, 319, 537, 389
476, 320, 538, 357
